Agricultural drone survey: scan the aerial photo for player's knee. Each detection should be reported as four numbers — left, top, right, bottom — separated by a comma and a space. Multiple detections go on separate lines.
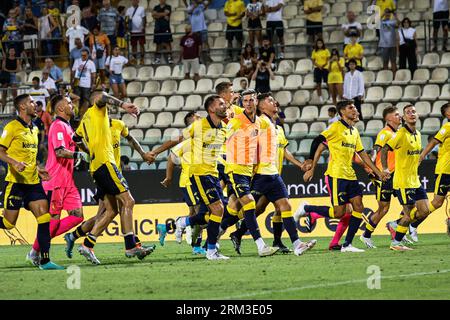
210, 202, 224, 216
1, 217, 15, 230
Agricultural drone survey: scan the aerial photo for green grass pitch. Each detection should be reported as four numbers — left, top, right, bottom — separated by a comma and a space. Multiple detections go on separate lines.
1, 234, 450, 300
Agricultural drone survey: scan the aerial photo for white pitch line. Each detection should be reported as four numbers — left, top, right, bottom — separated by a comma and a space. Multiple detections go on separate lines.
211, 269, 450, 300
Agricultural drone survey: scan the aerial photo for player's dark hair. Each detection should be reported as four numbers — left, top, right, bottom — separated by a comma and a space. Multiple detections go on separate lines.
36, 101, 43, 107
256, 92, 272, 115
50, 94, 65, 112
336, 100, 354, 117
204, 95, 220, 113
441, 102, 450, 117
348, 58, 357, 66
14, 94, 30, 111
328, 107, 337, 114
314, 38, 326, 51
120, 155, 130, 165
215, 82, 232, 95
81, 48, 89, 55
382, 105, 397, 120
403, 104, 414, 112
184, 111, 197, 126
241, 89, 257, 96
32, 76, 40, 83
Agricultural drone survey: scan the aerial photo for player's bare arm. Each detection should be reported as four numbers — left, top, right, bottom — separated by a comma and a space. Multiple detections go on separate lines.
304, 140, 326, 182
96, 91, 140, 116
148, 135, 184, 163
0, 145, 27, 172
284, 149, 308, 172
357, 150, 389, 181
419, 138, 440, 164
380, 144, 390, 174
161, 154, 175, 188
37, 166, 50, 181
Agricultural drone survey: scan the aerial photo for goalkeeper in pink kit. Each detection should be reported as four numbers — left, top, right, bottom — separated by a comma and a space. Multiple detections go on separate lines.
27, 95, 88, 265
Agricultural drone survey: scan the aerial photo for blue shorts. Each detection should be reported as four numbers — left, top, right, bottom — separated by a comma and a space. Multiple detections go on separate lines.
251, 174, 288, 203
190, 175, 224, 206
435, 174, 450, 197
395, 186, 428, 206
110, 74, 124, 85
217, 162, 231, 186
3, 182, 47, 211
327, 176, 363, 206
376, 175, 394, 202
95, 56, 106, 69
181, 185, 199, 207
228, 173, 252, 198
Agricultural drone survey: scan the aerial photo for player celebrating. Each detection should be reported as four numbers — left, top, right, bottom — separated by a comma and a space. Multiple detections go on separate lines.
304, 100, 389, 252
0, 94, 63, 269
381, 105, 432, 251
26, 95, 88, 265
359, 106, 401, 248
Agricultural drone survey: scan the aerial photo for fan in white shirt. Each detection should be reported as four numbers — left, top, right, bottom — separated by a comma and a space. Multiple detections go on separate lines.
343, 59, 365, 119
105, 46, 129, 99
341, 11, 363, 45
432, 0, 449, 52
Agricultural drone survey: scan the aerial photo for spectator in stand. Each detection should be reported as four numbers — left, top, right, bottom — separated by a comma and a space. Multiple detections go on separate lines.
379, 8, 399, 74
1, 47, 20, 108
258, 34, 276, 70
432, 0, 449, 52
116, 6, 127, 50
121, 155, 131, 171
98, 0, 119, 48
41, 69, 57, 95
31, 0, 47, 17
327, 48, 345, 105
344, 32, 364, 71
27, 76, 49, 109
81, 5, 99, 42
38, 6, 59, 57
224, 0, 246, 61
246, 0, 263, 49
89, 24, 110, 89
188, 0, 211, 63
341, 11, 363, 49
263, 0, 285, 59
343, 59, 365, 120
304, 0, 323, 53
398, 17, 418, 75
36, 98, 53, 136
127, 0, 146, 64
152, 0, 173, 64
252, 60, 275, 94
239, 78, 248, 91
327, 106, 339, 125
3, 8, 24, 57
70, 37, 89, 67
65, 18, 89, 52
179, 24, 202, 82
71, 48, 96, 116
105, 46, 128, 99
21, 6, 39, 69
238, 43, 258, 80
311, 38, 330, 103
47, 0, 62, 55
371, 0, 396, 40
45, 58, 63, 86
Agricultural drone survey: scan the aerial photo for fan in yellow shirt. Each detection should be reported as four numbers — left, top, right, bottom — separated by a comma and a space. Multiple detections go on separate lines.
327, 49, 345, 105
344, 35, 364, 70
312, 38, 330, 102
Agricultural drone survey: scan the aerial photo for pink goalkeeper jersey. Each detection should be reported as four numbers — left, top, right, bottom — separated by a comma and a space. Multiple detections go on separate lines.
42, 117, 77, 190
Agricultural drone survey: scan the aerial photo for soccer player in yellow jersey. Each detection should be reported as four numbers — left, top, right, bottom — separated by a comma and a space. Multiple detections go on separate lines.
0, 94, 63, 270
360, 106, 401, 248
304, 100, 389, 252
250, 92, 317, 256
405, 103, 450, 239
221, 89, 279, 257
150, 95, 230, 260
72, 91, 153, 264
381, 105, 432, 251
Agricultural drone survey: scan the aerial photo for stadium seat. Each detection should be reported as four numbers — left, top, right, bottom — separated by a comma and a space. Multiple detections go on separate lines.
27, 70, 43, 84
366, 56, 382, 71
308, 122, 327, 136
172, 111, 188, 127
283, 5, 298, 18
422, 118, 442, 134
223, 63, 240, 77
195, 79, 213, 94
183, 94, 202, 111
283, 106, 300, 123
430, 101, 448, 116
365, 86, 384, 103
143, 128, 162, 144
317, 105, 333, 120
310, 90, 329, 104
178, 79, 196, 94
421, 53, 440, 68
295, 59, 313, 74
402, 85, 421, 102
439, 84, 450, 100
362, 29, 376, 42
136, 112, 155, 128
154, 65, 172, 80
207, 63, 224, 78
284, 74, 302, 90
430, 68, 449, 84
197, 110, 208, 118
143, 81, 160, 96
154, 112, 174, 128
395, 102, 411, 110
301, 74, 316, 89
363, 71, 375, 87
121, 145, 132, 159
162, 128, 181, 141
133, 97, 149, 110
137, 66, 154, 81
208, 22, 223, 33
392, 69, 411, 85
292, 90, 310, 105
158, 161, 168, 170
414, 0, 430, 11
214, 77, 231, 89
364, 120, 383, 136
440, 52, 450, 67
421, 84, 440, 101
148, 96, 167, 112
296, 32, 308, 45
323, 16, 337, 26
274, 91, 292, 106
288, 122, 308, 138
126, 81, 142, 97
375, 70, 393, 85
373, 103, 391, 119
297, 139, 313, 155
361, 103, 375, 119
301, 106, 319, 121
271, 76, 285, 91
129, 128, 144, 141
277, 60, 295, 75
290, 19, 305, 28
361, 136, 374, 150
204, 8, 217, 21
62, 69, 71, 83
286, 140, 297, 155
122, 113, 138, 128
140, 162, 156, 170
122, 66, 137, 81
330, 2, 346, 16
329, 30, 344, 44
160, 80, 178, 95
166, 95, 184, 111
171, 10, 185, 24
285, 32, 296, 46
232, 77, 248, 91
355, 120, 365, 133
415, 101, 431, 117
410, 68, 429, 85
348, 1, 363, 13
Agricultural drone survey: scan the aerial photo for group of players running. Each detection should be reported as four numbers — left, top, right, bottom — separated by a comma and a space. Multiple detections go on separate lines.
0, 80, 448, 268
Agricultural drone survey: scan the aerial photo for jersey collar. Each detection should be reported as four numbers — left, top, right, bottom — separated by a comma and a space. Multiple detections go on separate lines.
16, 116, 34, 129
387, 124, 397, 132
244, 110, 256, 123
404, 124, 417, 135
56, 116, 70, 125
206, 115, 222, 129
262, 112, 274, 123
339, 119, 352, 129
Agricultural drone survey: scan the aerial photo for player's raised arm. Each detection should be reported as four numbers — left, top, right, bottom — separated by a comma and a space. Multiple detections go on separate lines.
96, 91, 140, 116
